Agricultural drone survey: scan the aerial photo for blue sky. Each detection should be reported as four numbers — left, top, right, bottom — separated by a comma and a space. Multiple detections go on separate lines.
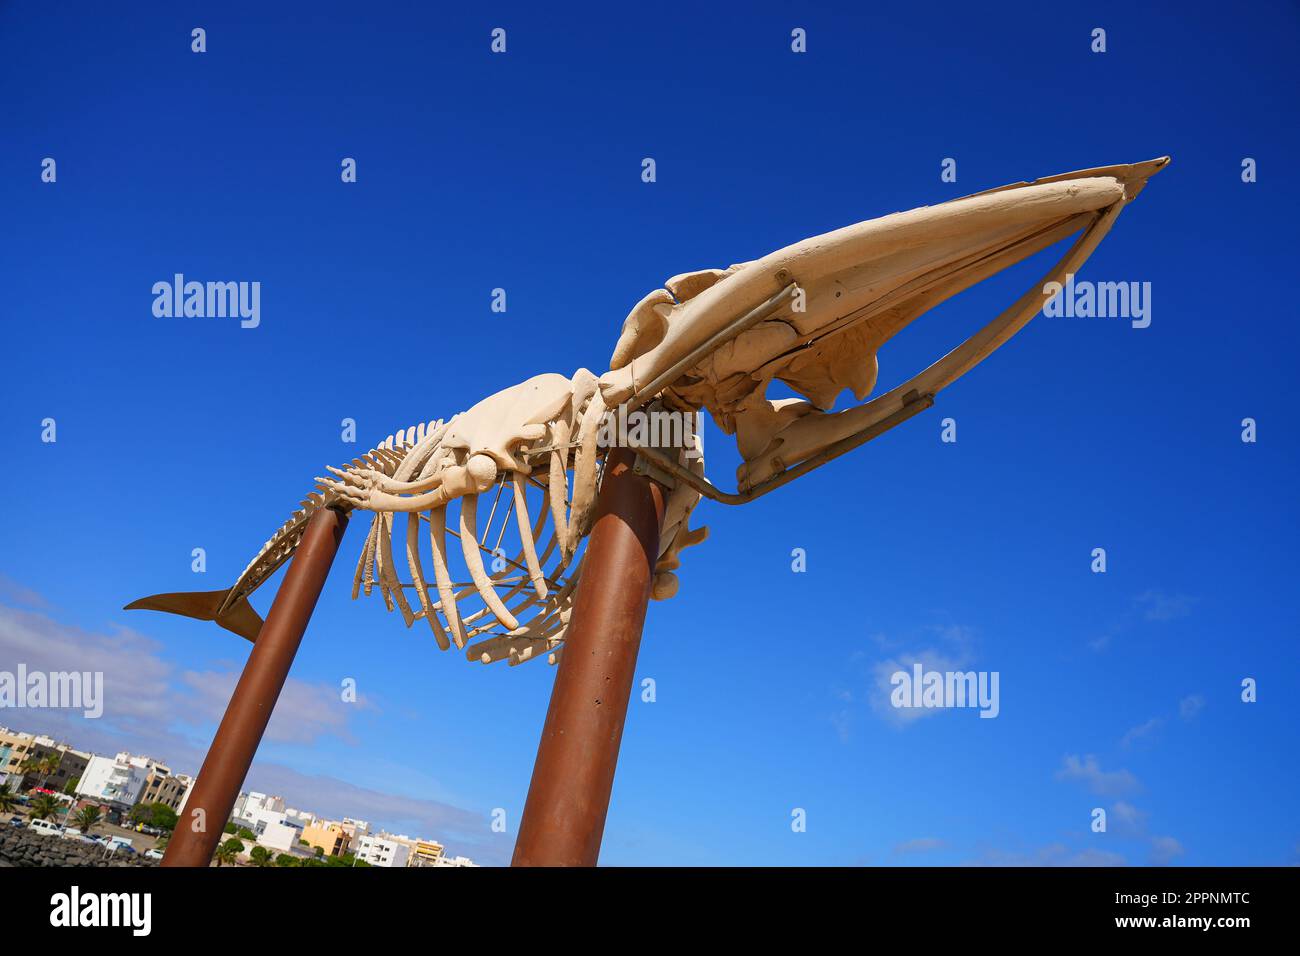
1, 2, 1297, 865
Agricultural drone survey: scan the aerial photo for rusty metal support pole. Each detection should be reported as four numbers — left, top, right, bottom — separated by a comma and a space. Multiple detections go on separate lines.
162, 506, 349, 867
512, 446, 667, 866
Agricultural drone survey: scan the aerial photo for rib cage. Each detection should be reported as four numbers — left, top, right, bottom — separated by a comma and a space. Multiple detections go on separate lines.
219, 421, 438, 616
344, 394, 606, 667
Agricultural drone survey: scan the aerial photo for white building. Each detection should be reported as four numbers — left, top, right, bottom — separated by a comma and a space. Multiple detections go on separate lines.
355, 834, 410, 868
75, 752, 150, 810
341, 817, 370, 841
257, 818, 305, 852
285, 806, 314, 828
433, 855, 478, 867
233, 791, 284, 820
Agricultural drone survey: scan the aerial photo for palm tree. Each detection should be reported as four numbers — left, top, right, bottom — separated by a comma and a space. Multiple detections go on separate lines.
0, 783, 17, 816
29, 794, 61, 822
18, 753, 61, 792
73, 805, 102, 834
17, 756, 42, 789
249, 845, 273, 867
213, 838, 242, 867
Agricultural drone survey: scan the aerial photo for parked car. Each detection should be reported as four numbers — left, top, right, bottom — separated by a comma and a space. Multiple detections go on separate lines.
7, 816, 23, 828
60, 827, 83, 840
105, 837, 135, 854
144, 848, 164, 860
28, 819, 63, 837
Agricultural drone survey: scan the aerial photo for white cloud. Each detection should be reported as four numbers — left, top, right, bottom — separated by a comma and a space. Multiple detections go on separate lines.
177, 668, 364, 746
1120, 717, 1163, 749
0, 604, 174, 727
0, 594, 501, 862
867, 624, 980, 728
967, 842, 1126, 867
1179, 694, 1205, 721
869, 649, 965, 726
1150, 835, 1185, 865
1135, 590, 1195, 622
1110, 800, 1147, 834
1056, 754, 1140, 796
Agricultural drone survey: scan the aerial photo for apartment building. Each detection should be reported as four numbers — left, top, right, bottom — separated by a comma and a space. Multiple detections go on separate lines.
354, 834, 410, 868
139, 761, 191, 810
0, 728, 90, 793
341, 817, 370, 843
412, 838, 447, 867
75, 752, 152, 810
301, 820, 352, 857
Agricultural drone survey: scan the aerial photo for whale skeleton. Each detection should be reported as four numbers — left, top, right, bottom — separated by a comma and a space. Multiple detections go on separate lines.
127, 157, 1169, 664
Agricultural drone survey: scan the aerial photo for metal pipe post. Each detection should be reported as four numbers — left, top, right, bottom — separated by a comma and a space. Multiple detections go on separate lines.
161, 506, 349, 866
512, 447, 667, 866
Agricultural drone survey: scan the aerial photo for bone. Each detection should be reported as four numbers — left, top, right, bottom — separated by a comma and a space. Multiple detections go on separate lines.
665, 268, 725, 302
406, 512, 449, 650
598, 175, 1129, 410
546, 417, 571, 558
567, 389, 607, 560
738, 200, 1128, 489
352, 517, 378, 599
190, 157, 1167, 672
511, 472, 548, 599
378, 513, 411, 620
610, 288, 675, 371
458, 491, 521, 632
427, 506, 468, 649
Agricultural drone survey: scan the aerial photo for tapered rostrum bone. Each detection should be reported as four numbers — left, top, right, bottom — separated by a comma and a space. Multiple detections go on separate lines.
738, 199, 1128, 489
597, 174, 1132, 411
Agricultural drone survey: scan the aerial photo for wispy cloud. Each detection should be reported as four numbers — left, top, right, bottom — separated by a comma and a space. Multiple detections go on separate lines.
1056, 754, 1140, 796
966, 842, 1126, 867
0, 593, 501, 863
1089, 589, 1198, 653
1135, 591, 1196, 622
177, 668, 367, 746
1120, 717, 1164, 749
867, 624, 979, 728
1110, 800, 1147, 834
1179, 694, 1205, 721
893, 837, 946, 855
0, 574, 48, 609
240, 762, 511, 865
1150, 835, 1185, 865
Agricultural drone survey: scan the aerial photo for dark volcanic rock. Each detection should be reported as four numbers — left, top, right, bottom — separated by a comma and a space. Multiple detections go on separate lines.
0, 827, 159, 867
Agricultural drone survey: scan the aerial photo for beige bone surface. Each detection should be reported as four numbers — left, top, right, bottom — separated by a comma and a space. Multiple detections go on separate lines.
128, 158, 1166, 666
